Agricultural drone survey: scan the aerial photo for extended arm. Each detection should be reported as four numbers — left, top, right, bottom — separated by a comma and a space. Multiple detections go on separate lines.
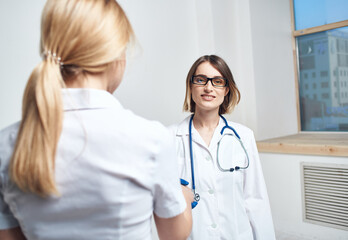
154, 186, 193, 240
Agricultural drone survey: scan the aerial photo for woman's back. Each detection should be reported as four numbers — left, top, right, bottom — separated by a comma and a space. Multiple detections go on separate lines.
0, 88, 185, 240
0, 1, 193, 239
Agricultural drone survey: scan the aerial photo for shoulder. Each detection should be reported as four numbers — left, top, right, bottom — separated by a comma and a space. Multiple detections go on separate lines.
167, 115, 191, 137
112, 109, 172, 150
0, 122, 21, 148
0, 122, 21, 172
227, 121, 255, 141
124, 110, 169, 139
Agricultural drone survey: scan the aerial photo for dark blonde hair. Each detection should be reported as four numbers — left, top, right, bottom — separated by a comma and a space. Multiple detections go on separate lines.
183, 55, 241, 114
10, 0, 134, 196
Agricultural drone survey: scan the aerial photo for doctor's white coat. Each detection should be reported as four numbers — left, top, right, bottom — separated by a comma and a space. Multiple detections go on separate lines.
170, 116, 276, 240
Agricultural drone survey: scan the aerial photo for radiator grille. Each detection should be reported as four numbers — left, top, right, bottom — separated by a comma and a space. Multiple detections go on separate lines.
301, 163, 348, 231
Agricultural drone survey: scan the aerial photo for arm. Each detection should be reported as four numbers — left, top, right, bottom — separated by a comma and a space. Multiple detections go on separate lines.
152, 126, 193, 240
154, 186, 193, 240
0, 174, 23, 239
0, 227, 26, 240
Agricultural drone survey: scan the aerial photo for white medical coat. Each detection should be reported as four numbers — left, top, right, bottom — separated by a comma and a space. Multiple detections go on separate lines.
0, 88, 186, 240
170, 116, 276, 240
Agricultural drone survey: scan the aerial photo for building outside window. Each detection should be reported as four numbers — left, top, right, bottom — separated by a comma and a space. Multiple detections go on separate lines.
293, 0, 348, 131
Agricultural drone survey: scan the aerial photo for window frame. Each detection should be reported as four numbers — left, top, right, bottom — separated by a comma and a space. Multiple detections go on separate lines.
257, 1, 348, 156
289, 0, 348, 133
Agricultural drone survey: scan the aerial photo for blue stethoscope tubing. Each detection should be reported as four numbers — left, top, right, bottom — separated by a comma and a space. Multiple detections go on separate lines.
188, 114, 250, 208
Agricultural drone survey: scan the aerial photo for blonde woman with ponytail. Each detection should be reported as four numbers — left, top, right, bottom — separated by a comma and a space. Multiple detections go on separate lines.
0, 1, 192, 239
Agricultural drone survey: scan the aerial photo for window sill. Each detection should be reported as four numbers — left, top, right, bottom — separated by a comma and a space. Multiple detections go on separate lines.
256, 133, 348, 157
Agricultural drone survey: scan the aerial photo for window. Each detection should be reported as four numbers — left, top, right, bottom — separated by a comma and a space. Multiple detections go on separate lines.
320, 71, 328, 77
322, 93, 329, 99
321, 82, 329, 88
293, 0, 348, 132
293, 0, 348, 30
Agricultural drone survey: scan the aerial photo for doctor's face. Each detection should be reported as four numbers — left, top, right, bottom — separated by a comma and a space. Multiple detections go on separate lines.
191, 62, 229, 113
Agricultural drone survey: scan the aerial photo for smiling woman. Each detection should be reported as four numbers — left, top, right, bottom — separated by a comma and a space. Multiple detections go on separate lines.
170, 55, 276, 239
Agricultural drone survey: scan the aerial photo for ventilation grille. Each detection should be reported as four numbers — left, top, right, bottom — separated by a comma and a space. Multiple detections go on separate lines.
302, 163, 348, 231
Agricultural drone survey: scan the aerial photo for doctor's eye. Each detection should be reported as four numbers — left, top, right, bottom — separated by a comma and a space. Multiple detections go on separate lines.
192, 76, 207, 85
212, 77, 227, 87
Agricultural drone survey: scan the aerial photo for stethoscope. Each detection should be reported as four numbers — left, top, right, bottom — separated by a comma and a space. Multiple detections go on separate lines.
188, 114, 250, 208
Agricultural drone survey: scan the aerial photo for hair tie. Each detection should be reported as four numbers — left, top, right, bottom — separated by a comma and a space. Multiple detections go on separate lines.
42, 50, 64, 66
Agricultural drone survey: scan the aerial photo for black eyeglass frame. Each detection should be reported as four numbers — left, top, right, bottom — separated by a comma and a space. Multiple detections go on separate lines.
191, 75, 228, 87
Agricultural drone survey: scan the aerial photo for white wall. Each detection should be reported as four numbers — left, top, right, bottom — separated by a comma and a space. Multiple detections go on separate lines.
261, 153, 348, 240
116, 0, 199, 126
0, 1, 45, 129
249, 0, 298, 140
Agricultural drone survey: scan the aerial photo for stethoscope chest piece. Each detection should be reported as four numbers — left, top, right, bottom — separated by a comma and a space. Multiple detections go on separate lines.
194, 193, 200, 202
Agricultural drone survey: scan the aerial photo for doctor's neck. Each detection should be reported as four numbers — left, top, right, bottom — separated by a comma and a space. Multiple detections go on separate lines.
193, 109, 220, 130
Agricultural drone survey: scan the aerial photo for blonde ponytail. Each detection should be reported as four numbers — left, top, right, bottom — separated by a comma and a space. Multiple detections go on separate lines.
9, 0, 133, 197
10, 58, 64, 196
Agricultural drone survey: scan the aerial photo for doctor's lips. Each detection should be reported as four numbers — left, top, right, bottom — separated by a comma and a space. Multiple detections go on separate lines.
201, 94, 215, 100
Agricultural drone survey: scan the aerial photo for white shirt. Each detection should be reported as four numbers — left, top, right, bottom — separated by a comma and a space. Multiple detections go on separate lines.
0, 88, 186, 240
170, 116, 276, 240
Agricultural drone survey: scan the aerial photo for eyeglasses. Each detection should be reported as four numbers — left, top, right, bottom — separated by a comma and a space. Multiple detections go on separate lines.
191, 75, 227, 87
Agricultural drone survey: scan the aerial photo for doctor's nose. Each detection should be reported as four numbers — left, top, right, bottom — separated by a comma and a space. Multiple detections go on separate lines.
204, 81, 213, 92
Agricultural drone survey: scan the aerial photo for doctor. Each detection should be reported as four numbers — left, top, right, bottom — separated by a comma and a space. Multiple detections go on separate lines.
171, 55, 276, 240
0, 0, 193, 239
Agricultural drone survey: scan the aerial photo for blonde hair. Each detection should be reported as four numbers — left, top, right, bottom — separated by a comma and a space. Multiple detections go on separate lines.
10, 0, 134, 196
183, 55, 240, 114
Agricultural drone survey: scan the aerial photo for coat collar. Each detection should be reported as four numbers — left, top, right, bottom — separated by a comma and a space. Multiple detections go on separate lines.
175, 115, 236, 150
62, 88, 123, 111
175, 115, 192, 136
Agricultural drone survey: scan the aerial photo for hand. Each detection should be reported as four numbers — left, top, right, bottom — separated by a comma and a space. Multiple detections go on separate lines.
181, 185, 194, 204
180, 179, 197, 209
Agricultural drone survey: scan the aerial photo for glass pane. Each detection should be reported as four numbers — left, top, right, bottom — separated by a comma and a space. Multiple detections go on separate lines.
294, 0, 348, 30
298, 27, 348, 131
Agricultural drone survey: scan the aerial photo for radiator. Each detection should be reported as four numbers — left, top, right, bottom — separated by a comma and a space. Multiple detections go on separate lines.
301, 162, 348, 231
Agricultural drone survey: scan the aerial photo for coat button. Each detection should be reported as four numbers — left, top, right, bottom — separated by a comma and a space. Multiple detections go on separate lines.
208, 189, 214, 194
205, 156, 211, 161
211, 223, 217, 228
